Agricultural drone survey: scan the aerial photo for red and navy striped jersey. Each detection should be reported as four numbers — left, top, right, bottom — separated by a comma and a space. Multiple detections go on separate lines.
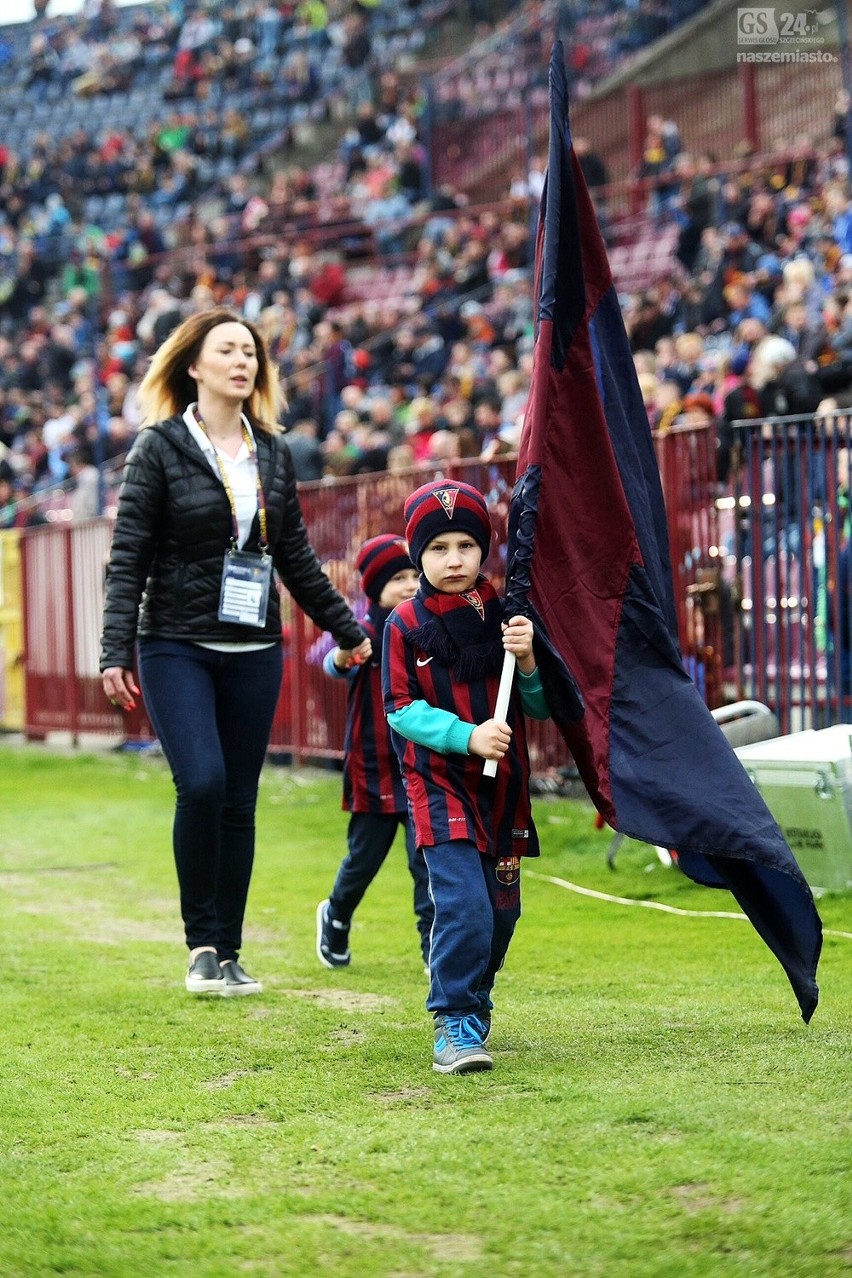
382, 595, 540, 859
340, 607, 406, 815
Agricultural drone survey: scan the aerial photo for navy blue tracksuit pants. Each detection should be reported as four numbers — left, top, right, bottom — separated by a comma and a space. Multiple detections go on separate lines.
423, 839, 522, 1018
328, 811, 433, 964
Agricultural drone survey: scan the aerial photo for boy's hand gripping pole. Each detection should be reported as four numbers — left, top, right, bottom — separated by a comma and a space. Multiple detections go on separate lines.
483, 651, 517, 777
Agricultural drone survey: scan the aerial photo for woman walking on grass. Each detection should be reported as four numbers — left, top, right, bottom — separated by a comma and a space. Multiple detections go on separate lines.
100, 308, 370, 997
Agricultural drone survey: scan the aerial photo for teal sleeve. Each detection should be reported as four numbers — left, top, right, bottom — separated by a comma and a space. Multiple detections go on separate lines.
387, 700, 475, 755
518, 667, 550, 720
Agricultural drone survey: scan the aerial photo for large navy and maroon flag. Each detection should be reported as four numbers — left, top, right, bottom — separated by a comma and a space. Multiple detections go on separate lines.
507, 42, 821, 1021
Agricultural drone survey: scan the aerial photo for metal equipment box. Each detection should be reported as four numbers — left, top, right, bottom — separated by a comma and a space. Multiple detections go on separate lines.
735, 725, 852, 892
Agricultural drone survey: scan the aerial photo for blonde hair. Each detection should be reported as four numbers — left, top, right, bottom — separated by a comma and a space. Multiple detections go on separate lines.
749, 335, 796, 390
675, 332, 704, 363
782, 258, 815, 291
137, 308, 283, 432
637, 371, 660, 405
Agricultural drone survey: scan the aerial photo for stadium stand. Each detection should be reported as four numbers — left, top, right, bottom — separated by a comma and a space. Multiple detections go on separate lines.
0, 0, 848, 530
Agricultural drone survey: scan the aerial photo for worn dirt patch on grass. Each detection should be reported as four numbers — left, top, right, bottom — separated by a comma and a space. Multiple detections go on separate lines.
280, 987, 399, 1011
201, 1114, 279, 1130
135, 1158, 235, 1202
132, 1129, 183, 1145
245, 1003, 274, 1019
5, 886, 178, 944
321, 1026, 367, 1048
305, 1214, 484, 1261
670, 1183, 745, 1214
202, 1070, 269, 1091
0, 862, 118, 875
372, 1087, 432, 1105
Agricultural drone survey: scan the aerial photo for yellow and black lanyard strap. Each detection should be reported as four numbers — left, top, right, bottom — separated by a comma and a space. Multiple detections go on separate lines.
196, 412, 268, 551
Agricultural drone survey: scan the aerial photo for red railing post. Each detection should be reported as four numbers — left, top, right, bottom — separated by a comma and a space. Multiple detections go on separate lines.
626, 84, 646, 216
739, 61, 760, 151
289, 610, 308, 767
63, 526, 80, 746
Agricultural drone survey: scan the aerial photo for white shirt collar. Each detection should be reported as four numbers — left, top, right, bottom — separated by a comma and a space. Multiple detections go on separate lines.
182, 403, 255, 459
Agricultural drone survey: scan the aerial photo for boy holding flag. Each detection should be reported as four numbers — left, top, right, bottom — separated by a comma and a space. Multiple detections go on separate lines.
382, 480, 551, 1074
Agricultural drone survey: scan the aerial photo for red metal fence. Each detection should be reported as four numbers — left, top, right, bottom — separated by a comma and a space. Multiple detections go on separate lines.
20, 438, 725, 768
728, 410, 852, 734
21, 520, 116, 738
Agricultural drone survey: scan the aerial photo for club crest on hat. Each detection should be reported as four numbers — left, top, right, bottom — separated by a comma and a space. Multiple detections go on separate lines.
434, 487, 459, 518
404, 479, 492, 568
461, 588, 485, 619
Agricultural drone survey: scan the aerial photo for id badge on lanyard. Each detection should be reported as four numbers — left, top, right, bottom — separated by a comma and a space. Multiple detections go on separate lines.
218, 548, 272, 627
197, 412, 273, 629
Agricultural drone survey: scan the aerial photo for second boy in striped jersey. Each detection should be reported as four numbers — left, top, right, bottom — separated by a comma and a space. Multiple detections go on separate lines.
317, 534, 433, 971
382, 481, 550, 1074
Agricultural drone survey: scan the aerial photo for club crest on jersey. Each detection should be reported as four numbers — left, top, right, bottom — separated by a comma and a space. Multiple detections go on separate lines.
434, 487, 458, 518
461, 588, 485, 619
496, 855, 521, 885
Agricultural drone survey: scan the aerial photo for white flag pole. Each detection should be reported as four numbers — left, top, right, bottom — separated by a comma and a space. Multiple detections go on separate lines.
483, 650, 517, 777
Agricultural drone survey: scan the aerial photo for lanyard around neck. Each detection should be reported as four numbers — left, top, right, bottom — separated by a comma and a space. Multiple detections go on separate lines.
195, 410, 268, 550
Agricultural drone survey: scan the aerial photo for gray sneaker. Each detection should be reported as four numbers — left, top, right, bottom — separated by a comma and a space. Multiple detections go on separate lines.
432, 1014, 493, 1074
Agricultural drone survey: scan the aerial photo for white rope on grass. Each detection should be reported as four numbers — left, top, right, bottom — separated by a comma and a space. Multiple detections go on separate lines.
524, 869, 852, 940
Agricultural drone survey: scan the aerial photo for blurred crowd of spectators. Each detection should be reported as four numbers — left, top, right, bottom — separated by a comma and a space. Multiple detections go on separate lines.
0, 0, 547, 524
1, 0, 851, 530
623, 95, 852, 485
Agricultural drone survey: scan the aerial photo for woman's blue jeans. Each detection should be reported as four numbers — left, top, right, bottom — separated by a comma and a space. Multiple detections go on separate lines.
138, 638, 283, 961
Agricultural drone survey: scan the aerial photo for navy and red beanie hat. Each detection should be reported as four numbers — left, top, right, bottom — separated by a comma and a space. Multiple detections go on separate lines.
356, 534, 415, 602
403, 480, 492, 569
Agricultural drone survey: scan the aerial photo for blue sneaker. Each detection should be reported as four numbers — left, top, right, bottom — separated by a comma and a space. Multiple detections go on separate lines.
432, 1014, 493, 1074
471, 990, 492, 1044
470, 1009, 491, 1045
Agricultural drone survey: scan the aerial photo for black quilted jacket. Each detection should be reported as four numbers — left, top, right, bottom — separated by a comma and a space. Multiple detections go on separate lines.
100, 415, 365, 670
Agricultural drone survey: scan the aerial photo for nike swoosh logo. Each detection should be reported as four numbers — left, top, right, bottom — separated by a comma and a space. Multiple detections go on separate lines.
416, 656, 433, 666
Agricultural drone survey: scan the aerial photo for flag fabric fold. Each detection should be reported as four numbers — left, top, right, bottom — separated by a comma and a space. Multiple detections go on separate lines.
506, 41, 822, 1021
